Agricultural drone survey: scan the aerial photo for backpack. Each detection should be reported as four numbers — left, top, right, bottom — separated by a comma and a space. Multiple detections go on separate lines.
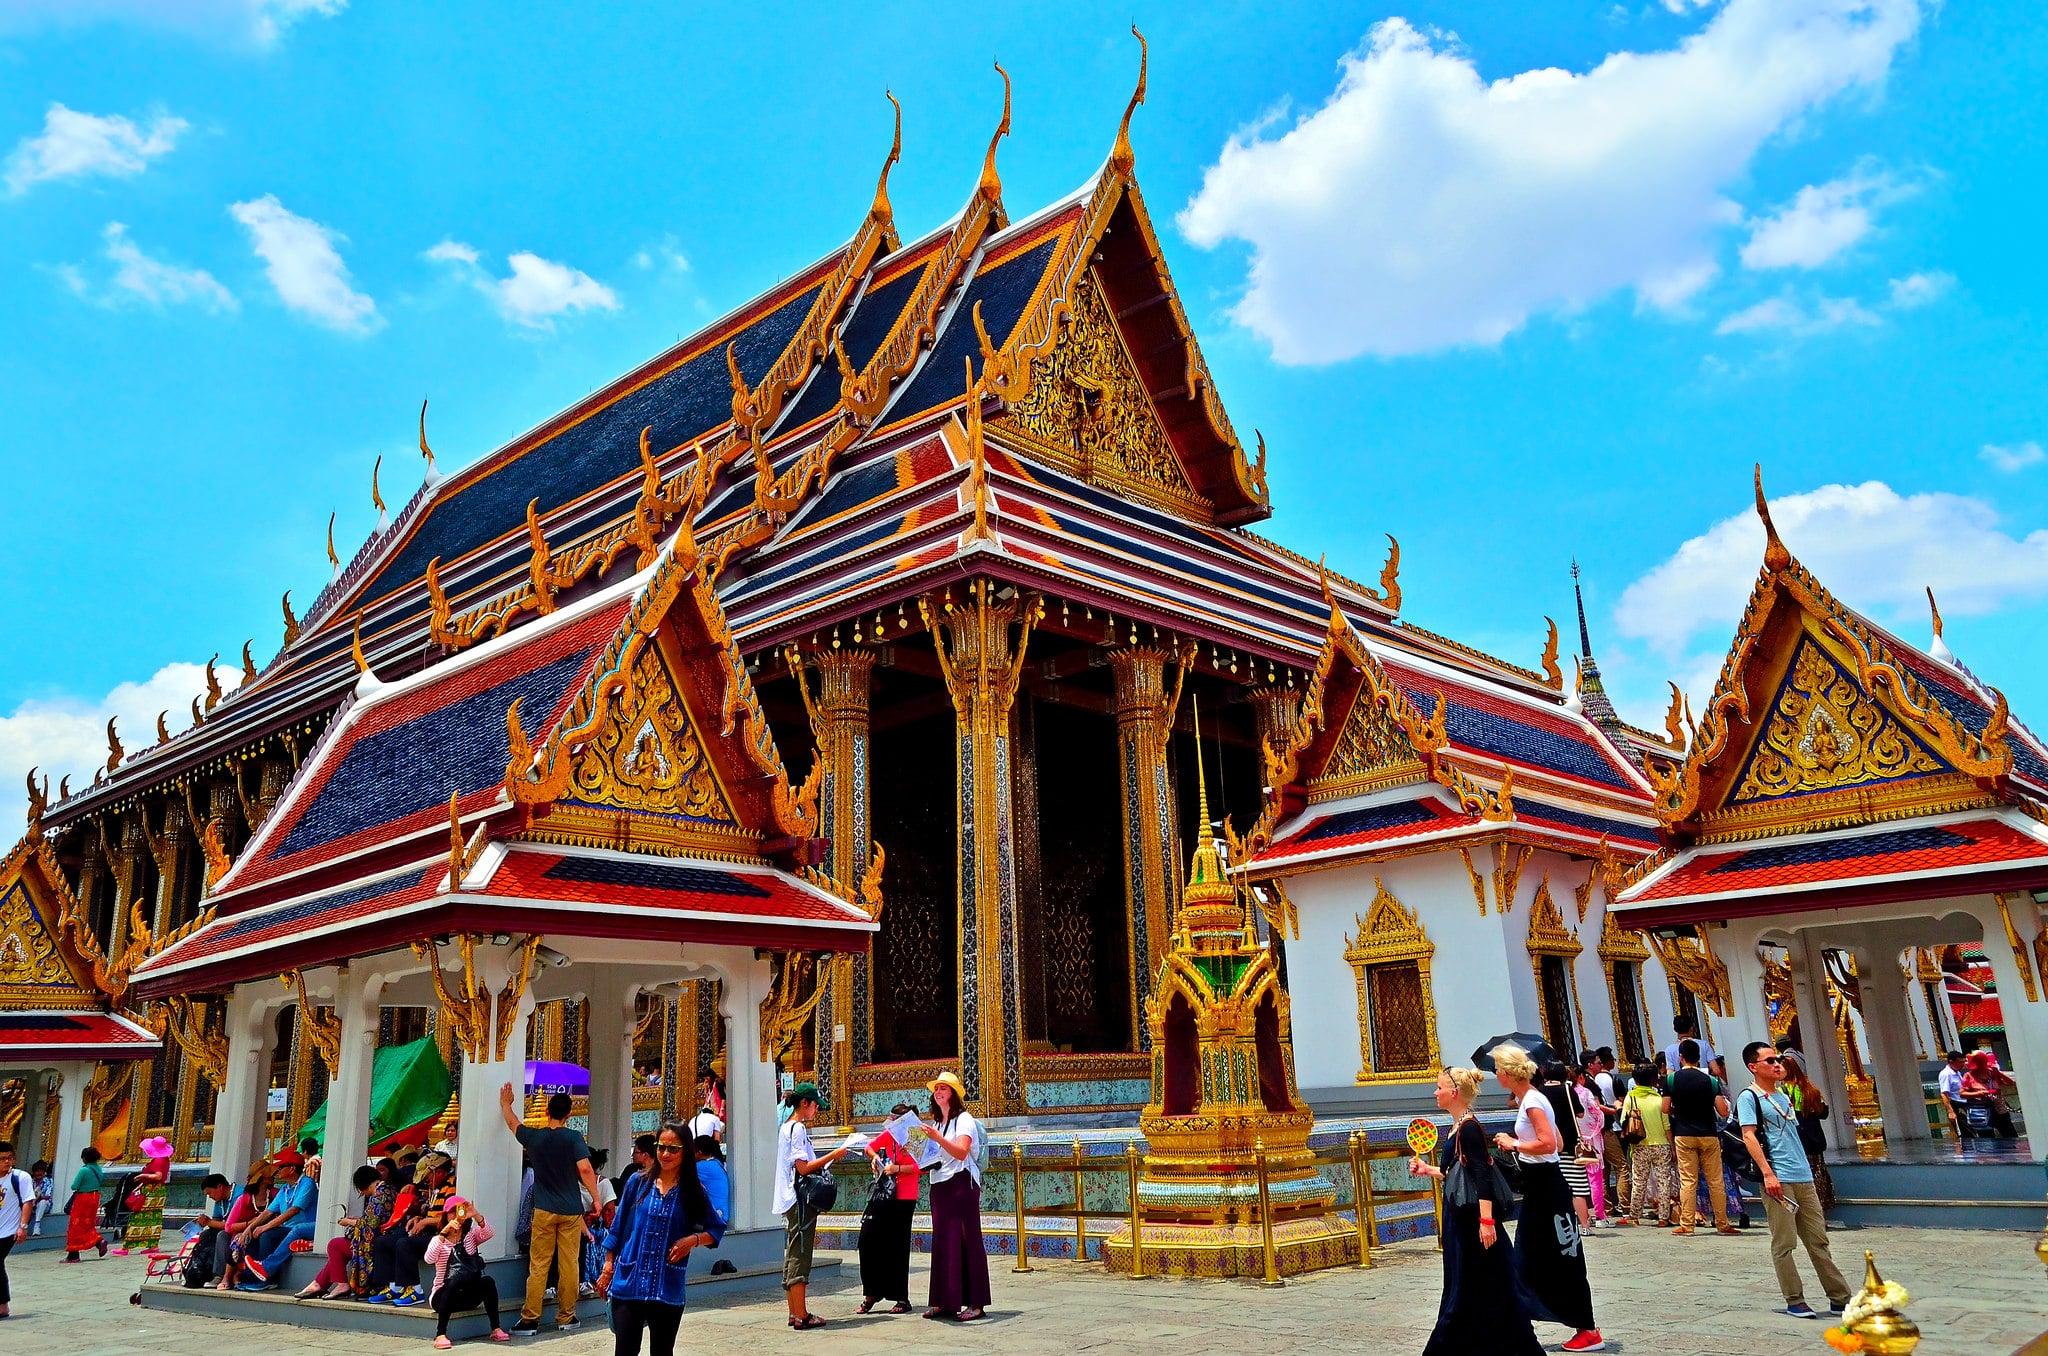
1619, 1095, 1646, 1146
444, 1234, 486, 1289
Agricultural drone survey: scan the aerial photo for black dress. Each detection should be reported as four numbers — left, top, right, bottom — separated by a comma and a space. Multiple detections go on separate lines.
1513, 1159, 1597, 1333
1424, 1118, 1544, 1356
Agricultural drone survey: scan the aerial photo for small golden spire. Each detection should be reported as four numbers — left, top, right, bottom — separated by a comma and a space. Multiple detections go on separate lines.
979, 61, 1012, 216
1539, 618, 1562, 689
419, 397, 437, 476
351, 613, 369, 674
240, 640, 258, 688
1378, 535, 1402, 612
1111, 25, 1147, 176
1927, 586, 1944, 639
326, 511, 340, 571
282, 590, 301, 648
871, 90, 902, 228
1754, 464, 1789, 572
204, 653, 223, 712
105, 717, 124, 773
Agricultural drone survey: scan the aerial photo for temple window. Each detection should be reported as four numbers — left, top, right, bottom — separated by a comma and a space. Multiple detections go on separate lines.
1345, 879, 1439, 1082
1525, 876, 1586, 1059
1597, 910, 1654, 1064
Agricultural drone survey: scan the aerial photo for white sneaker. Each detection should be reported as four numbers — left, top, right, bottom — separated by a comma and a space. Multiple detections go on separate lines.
544, 1287, 557, 1301
577, 1284, 596, 1300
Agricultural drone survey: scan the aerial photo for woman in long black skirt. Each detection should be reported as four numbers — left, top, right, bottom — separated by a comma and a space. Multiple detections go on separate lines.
1408, 1067, 1543, 1356
855, 1103, 920, 1315
1492, 1046, 1605, 1353
922, 1072, 989, 1322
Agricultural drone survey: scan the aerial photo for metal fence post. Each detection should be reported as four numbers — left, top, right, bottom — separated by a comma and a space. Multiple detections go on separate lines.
1125, 1143, 1145, 1279
1348, 1131, 1373, 1268
1255, 1137, 1284, 1288
1011, 1143, 1033, 1273
1071, 1137, 1087, 1262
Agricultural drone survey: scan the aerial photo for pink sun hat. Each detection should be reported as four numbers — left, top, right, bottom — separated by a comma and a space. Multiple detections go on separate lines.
139, 1135, 174, 1159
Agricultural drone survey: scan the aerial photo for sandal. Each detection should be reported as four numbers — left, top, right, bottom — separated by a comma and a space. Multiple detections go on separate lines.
857, 1298, 881, 1315
788, 1314, 827, 1330
435, 1338, 454, 1350
890, 1302, 913, 1314
923, 1308, 958, 1321
960, 1308, 987, 1322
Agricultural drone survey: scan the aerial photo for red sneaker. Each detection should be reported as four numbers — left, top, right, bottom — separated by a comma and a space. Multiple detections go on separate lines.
1561, 1333, 1608, 1353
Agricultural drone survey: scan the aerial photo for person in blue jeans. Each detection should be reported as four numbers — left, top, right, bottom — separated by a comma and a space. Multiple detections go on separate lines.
240, 1150, 318, 1288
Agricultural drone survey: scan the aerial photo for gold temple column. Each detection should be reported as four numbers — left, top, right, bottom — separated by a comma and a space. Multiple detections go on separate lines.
1108, 646, 1188, 1048
110, 811, 146, 956
801, 648, 874, 1120
150, 797, 188, 937
923, 581, 1042, 1113
255, 758, 291, 828
671, 987, 694, 1123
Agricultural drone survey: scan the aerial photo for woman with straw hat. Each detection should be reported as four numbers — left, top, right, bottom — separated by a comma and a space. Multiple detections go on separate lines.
921, 1071, 988, 1323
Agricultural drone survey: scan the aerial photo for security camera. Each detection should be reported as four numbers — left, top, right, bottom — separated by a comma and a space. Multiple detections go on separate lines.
536, 945, 572, 969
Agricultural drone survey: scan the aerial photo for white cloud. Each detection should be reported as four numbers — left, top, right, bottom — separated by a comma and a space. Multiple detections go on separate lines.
427, 240, 619, 331
1178, 0, 1923, 362
1614, 481, 2048, 671
1715, 291, 1880, 336
1983, 441, 2045, 474
0, 662, 209, 831
5, 103, 186, 195
1740, 167, 1908, 271
61, 222, 237, 312
229, 194, 380, 333
0, 1, 343, 47
1888, 269, 1952, 308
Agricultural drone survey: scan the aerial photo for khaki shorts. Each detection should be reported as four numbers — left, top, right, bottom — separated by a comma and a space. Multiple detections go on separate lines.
782, 1206, 816, 1290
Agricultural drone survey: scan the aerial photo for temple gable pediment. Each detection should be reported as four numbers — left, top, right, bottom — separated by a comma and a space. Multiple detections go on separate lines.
560, 634, 744, 833
0, 837, 102, 1010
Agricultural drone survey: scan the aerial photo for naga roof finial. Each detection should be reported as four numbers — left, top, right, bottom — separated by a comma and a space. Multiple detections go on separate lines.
1111, 25, 1147, 176
372, 454, 388, 529
1754, 464, 1790, 572
419, 397, 439, 480
871, 90, 902, 229
24, 768, 47, 831
351, 613, 368, 674
1539, 618, 1562, 690
156, 710, 170, 743
979, 61, 1012, 218
204, 653, 223, 712
1926, 586, 1958, 665
326, 511, 340, 575
282, 590, 301, 649
240, 640, 258, 688
105, 717, 124, 773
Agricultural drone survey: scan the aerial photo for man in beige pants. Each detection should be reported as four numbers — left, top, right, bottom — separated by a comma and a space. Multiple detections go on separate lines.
1737, 1042, 1850, 1320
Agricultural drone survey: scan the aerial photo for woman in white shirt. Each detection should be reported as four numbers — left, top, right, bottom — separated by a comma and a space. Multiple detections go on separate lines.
774, 1082, 851, 1331
922, 1071, 989, 1322
1491, 1046, 1604, 1353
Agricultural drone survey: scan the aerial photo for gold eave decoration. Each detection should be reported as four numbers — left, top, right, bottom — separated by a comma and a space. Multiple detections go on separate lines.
1649, 466, 2015, 831
1595, 908, 1651, 963
282, 968, 343, 1079
1525, 875, 1583, 960
1646, 924, 1732, 1017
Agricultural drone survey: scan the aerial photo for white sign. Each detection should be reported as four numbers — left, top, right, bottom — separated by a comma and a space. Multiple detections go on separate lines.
267, 1087, 288, 1113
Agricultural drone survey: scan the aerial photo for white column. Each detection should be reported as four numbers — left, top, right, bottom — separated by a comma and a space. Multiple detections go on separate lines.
454, 943, 537, 1262
314, 965, 387, 1249
1970, 898, 2048, 1120
211, 982, 286, 1180
1790, 931, 1858, 1151
718, 953, 776, 1233
49, 1060, 94, 1217
1717, 920, 1774, 1071
1854, 945, 1930, 1143
583, 970, 637, 1164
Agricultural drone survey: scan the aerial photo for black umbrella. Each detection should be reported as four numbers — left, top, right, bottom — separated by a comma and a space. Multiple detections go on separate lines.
1471, 1031, 1558, 1070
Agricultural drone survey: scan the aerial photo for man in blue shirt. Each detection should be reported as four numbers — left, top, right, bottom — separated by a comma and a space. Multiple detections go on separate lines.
1737, 1042, 1850, 1320
239, 1151, 317, 1288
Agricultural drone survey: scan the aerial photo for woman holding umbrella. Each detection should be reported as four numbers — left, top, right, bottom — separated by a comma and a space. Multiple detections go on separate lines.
1491, 1044, 1605, 1354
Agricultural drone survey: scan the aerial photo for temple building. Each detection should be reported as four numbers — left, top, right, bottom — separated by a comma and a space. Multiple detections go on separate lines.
10, 40, 2021, 1273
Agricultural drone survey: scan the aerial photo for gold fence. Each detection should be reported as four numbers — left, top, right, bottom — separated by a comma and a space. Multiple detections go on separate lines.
996, 1132, 1443, 1283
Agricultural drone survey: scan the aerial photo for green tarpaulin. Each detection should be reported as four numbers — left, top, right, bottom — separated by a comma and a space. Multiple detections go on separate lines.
297, 1036, 452, 1153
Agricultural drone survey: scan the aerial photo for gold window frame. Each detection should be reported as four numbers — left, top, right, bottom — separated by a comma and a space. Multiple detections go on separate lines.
1344, 878, 1440, 1084
1525, 875, 1587, 1056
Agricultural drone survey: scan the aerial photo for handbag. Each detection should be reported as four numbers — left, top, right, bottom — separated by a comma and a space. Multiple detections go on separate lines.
445, 1236, 486, 1289
787, 1123, 838, 1216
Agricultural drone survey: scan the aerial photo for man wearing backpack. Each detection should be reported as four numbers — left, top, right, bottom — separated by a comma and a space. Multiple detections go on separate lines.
0, 1140, 34, 1318
1737, 1042, 1850, 1321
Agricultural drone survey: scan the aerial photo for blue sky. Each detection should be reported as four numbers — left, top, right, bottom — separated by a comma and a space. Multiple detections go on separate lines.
1, 0, 2043, 819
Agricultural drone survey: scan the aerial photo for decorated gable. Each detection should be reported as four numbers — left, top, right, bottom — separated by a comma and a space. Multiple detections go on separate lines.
0, 837, 99, 1009
1308, 675, 1430, 804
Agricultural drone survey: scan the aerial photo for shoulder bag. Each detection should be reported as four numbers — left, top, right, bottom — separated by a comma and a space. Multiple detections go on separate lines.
789, 1124, 838, 1217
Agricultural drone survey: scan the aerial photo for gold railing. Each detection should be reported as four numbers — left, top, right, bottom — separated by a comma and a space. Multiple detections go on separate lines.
995, 1131, 1444, 1280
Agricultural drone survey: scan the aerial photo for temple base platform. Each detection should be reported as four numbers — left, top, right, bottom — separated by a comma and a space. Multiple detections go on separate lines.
1097, 1215, 1359, 1279
1826, 1139, 2047, 1231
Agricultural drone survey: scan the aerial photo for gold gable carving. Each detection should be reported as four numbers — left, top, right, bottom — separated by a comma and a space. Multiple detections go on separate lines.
0, 881, 73, 990
565, 642, 738, 825
1344, 878, 1433, 967
1729, 634, 1945, 806
1310, 687, 1426, 803
1525, 876, 1582, 959
992, 271, 1211, 521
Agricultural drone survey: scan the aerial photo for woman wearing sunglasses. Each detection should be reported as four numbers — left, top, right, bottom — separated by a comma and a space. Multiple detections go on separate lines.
596, 1121, 724, 1356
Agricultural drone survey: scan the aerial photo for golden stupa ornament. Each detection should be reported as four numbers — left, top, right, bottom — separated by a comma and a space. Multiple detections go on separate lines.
1102, 702, 1352, 1279
1825, 1251, 1918, 1355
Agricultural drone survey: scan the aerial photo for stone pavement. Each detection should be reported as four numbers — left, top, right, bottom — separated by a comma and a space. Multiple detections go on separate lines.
5, 1222, 2041, 1356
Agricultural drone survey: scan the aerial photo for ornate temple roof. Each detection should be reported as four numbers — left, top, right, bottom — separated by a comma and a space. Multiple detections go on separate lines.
1612, 472, 2048, 928
0, 828, 162, 1059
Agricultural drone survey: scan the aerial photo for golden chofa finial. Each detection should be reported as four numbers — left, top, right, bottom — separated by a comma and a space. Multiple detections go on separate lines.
282, 590, 301, 649
979, 61, 1012, 221
351, 614, 367, 671
372, 454, 388, 529
1377, 534, 1402, 612
870, 90, 902, 231
105, 717, 123, 773
204, 653, 223, 712
1754, 463, 1790, 572
155, 710, 170, 744
1663, 681, 1687, 749
1926, 586, 1958, 665
326, 511, 340, 574
1111, 25, 1147, 177
1539, 618, 1562, 690
419, 397, 438, 479
240, 640, 258, 688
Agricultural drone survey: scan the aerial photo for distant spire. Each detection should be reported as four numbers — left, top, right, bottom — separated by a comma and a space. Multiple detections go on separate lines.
1571, 558, 1592, 659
